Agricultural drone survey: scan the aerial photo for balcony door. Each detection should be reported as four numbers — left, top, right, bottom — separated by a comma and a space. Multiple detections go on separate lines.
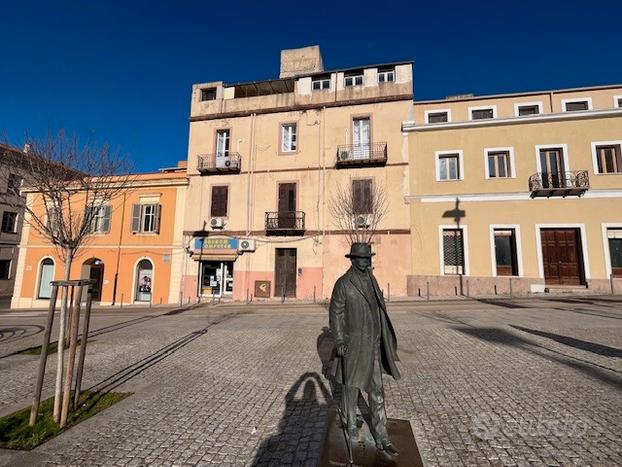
215, 129, 230, 168
352, 117, 370, 159
278, 183, 296, 229
539, 148, 565, 188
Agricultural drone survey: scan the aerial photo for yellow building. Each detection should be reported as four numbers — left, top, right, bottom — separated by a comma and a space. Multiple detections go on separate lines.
403, 85, 622, 296
181, 46, 413, 301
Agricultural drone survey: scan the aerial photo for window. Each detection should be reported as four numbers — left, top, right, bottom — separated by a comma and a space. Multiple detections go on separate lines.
470, 107, 495, 120
216, 129, 230, 157
494, 229, 518, 276
563, 99, 590, 111
86, 205, 111, 234
344, 74, 363, 87
487, 150, 512, 178
352, 179, 372, 215
427, 111, 449, 124
131, 204, 161, 234
6, 174, 22, 194
1, 211, 17, 233
312, 78, 330, 90
210, 186, 229, 217
617, 97, 622, 108
0, 260, 10, 280
608, 229, 622, 278
437, 152, 461, 181
201, 88, 217, 101
517, 104, 540, 116
443, 229, 464, 275
595, 144, 622, 174
281, 123, 297, 152
378, 69, 395, 83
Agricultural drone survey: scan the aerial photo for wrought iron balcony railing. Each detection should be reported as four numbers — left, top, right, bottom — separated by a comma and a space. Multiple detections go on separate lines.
197, 153, 241, 174
335, 142, 387, 168
528, 170, 590, 198
265, 211, 305, 235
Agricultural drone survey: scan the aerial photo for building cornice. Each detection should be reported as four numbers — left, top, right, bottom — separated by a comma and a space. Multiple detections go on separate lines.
402, 108, 622, 132
21, 177, 189, 194
405, 189, 622, 203
190, 94, 413, 122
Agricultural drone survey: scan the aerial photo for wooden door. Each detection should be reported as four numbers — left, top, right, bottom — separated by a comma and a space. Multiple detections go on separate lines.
275, 248, 297, 297
278, 183, 296, 229
540, 229, 584, 285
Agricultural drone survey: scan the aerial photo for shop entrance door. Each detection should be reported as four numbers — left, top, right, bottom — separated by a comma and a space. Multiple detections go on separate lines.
200, 261, 234, 298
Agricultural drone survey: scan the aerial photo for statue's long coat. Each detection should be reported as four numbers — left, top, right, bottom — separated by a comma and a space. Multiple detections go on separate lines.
329, 267, 400, 390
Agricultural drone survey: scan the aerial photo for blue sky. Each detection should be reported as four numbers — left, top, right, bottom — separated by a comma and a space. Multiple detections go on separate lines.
1, 1, 620, 172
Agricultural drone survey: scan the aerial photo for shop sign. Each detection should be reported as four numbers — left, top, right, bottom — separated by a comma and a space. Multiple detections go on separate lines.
194, 237, 239, 250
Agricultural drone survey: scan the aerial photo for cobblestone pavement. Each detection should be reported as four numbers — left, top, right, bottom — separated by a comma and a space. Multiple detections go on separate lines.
0, 296, 621, 466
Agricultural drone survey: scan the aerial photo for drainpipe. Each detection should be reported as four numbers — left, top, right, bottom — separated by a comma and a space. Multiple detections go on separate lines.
111, 192, 127, 306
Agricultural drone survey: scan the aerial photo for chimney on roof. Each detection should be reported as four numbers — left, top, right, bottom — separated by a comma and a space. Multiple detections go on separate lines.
23, 143, 31, 154
279, 45, 324, 78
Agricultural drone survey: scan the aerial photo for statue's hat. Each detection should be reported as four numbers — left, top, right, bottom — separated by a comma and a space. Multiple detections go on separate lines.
345, 242, 375, 258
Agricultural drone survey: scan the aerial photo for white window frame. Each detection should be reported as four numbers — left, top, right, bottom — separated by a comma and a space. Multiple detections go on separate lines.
435, 150, 464, 181
344, 75, 364, 87
534, 144, 570, 173
488, 224, 523, 277
484, 147, 516, 179
425, 108, 452, 124
468, 105, 497, 121
88, 205, 109, 234
614, 95, 622, 108
312, 78, 330, 91
281, 123, 297, 152
439, 225, 470, 276
602, 223, 622, 277
378, 70, 395, 84
534, 223, 590, 280
514, 101, 543, 117
142, 204, 157, 233
561, 97, 592, 112
590, 140, 622, 175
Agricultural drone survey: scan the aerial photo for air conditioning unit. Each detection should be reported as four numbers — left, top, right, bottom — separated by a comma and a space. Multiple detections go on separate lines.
224, 159, 232, 167
355, 215, 371, 228
238, 238, 256, 252
210, 217, 224, 229
339, 151, 350, 161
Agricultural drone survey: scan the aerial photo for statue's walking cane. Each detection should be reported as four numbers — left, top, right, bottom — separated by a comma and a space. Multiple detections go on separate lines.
338, 350, 354, 465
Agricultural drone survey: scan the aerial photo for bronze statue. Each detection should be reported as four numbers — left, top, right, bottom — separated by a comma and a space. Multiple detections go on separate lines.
329, 242, 401, 456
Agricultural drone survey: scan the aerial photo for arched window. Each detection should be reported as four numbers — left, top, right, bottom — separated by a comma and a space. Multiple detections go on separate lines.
135, 259, 153, 302
37, 258, 55, 299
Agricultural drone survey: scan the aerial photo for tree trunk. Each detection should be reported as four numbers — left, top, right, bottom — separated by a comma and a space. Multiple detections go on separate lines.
53, 248, 74, 423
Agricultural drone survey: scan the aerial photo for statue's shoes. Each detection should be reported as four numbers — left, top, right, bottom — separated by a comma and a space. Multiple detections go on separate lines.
376, 440, 399, 456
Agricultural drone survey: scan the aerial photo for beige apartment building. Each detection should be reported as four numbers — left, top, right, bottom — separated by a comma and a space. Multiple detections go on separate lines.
181, 46, 413, 301
404, 85, 622, 296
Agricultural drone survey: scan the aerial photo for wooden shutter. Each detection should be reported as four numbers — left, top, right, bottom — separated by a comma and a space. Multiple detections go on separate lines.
352, 179, 372, 214
131, 204, 141, 233
102, 205, 111, 233
154, 204, 161, 233
211, 186, 228, 217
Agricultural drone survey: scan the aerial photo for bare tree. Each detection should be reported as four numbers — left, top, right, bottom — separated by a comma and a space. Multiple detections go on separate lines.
328, 180, 388, 246
2, 131, 135, 424
2, 131, 135, 279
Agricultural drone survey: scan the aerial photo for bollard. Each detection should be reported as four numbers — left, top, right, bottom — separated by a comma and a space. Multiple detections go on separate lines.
179, 291, 183, 306
313, 286, 316, 303
509, 278, 513, 298
120, 293, 124, 309
246, 288, 249, 304
159, 297, 162, 305
466, 280, 469, 298
494, 284, 498, 295
387, 283, 391, 302
187, 296, 191, 305
454, 286, 457, 296
426, 281, 430, 301
611, 273, 615, 295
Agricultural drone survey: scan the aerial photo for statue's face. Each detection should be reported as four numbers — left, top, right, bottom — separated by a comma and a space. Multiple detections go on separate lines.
351, 256, 370, 272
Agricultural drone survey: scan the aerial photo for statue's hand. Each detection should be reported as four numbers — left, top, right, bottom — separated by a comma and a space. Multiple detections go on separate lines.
336, 343, 347, 357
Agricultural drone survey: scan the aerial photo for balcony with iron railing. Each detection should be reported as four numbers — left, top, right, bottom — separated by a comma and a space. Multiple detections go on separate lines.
335, 142, 387, 168
265, 211, 305, 235
197, 153, 241, 174
528, 170, 590, 198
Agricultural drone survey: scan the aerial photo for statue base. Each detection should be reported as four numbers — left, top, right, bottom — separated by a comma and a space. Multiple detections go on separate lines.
320, 407, 423, 467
